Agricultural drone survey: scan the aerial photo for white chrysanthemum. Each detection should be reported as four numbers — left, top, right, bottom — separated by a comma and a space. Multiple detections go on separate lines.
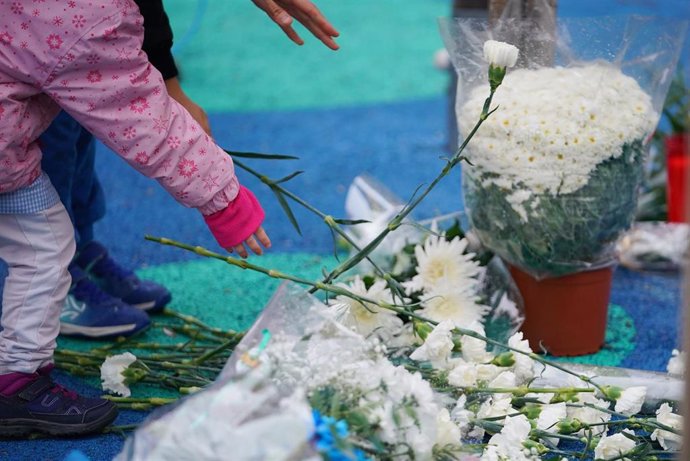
100, 352, 137, 397
483, 40, 519, 68
329, 276, 401, 337
666, 349, 685, 377
417, 280, 490, 329
435, 408, 463, 449
409, 320, 455, 367
594, 429, 636, 460
651, 403, 683, 450
537, 402, 567, 446
404, 235, 480, 294
459, 63, 657, 213
507, 331, 535, 384
614, 386, 646, 416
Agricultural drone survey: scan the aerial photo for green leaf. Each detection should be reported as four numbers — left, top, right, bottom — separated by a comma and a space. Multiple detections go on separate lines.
274, 171, 304, 184
332, 218, 371, 225
270, 188, 302, 236
223, 149, 298, 160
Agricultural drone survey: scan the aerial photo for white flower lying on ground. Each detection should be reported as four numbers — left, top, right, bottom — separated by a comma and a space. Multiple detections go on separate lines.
614, 386, 646, 416
651, 403, 683, 450
483, 414, 537, 461
566, 391, 612, 437
435, 408, 463, 450
461, 321, 493, 364
329, 276, 401, 337
483, 40, 519, 69
536, 402, 567, 446
409, 320, 455, 367
101, 352, 137, 397
594, 429, 636, 460
666, 349, 685, 377
507, 331, 535, 383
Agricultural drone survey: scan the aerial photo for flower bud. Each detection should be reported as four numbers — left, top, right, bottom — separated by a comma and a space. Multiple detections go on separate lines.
490, 351, 516, 367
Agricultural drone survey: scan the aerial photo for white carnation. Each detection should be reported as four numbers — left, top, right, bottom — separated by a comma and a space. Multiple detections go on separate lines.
666, 349, 685, 377
651, 403, 683, 450
100, 352, 137, 397
614, 386, 646, 416
409, 320, 455, 367
536, 402, 566, 446
594, 429, 636, 460
483, 40, 519, 68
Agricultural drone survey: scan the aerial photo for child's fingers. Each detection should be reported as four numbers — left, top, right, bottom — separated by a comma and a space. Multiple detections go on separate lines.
244, 235, 263, 256
231, 244, 248, 259
254, 227, 272, 249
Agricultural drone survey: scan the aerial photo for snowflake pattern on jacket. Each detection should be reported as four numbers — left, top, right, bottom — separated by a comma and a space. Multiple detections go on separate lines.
0, 0, 241, 217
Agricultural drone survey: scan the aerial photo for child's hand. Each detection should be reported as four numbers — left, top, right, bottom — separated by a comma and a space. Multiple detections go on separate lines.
230, 226, 271, 258
203, 186, 270, 258
251, 0, 339, 50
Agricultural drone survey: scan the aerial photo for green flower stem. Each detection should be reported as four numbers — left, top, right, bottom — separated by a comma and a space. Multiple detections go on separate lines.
103, 396, 178, 406
461, 386, 594, 397
162, 308, 245, 340
315, 90, 495, 285
151, 323, 226, 343
145, 235, 609, 397
189, 337, 238, 366
232, 159, 407, 300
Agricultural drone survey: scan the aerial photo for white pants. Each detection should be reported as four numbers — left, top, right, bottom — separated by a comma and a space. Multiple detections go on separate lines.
0, 203, 75, 373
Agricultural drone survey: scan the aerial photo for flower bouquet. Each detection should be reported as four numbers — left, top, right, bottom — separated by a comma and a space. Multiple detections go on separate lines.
440, 12, 687, 355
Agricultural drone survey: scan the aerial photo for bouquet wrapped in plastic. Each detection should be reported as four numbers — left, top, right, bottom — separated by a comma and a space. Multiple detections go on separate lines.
440, 6, 687, 279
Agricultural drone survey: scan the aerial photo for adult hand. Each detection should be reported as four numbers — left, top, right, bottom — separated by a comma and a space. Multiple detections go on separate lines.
165, 77, 212, 136
230, 226, 271, 258
251, 0, 339, 50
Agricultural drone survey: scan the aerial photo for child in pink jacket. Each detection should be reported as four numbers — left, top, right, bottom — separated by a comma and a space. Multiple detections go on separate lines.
0, 0, 291, 437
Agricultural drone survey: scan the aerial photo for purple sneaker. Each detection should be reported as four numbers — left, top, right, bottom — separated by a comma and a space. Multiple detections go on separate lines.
75, 241, 171, 313
0, 366, 117, 437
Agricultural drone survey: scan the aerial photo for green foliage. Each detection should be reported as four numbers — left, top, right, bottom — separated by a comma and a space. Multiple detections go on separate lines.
465, 141, 646, 276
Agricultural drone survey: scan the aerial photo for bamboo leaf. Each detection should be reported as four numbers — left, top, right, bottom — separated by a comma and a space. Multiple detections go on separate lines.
223, 149, 298, 160
275, 171, 304, 184
271, 188, 302, 235
332, 218, 371, 225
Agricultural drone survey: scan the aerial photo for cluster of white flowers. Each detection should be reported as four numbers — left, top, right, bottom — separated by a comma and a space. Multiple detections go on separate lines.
404, 234, 490, 328
458, 63, 657, 220
263, 315, 447, 459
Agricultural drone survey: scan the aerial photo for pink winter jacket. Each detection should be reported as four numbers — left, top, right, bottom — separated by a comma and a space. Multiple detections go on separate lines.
0, 0, 263, 247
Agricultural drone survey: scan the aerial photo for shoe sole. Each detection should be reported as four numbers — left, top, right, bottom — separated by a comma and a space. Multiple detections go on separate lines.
60, 321, 150, 340
0, 404, 118, 437
131, 292, 172, 314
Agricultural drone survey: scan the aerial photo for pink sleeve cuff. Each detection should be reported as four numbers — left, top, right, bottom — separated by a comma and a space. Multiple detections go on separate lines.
203, 186, 265, 248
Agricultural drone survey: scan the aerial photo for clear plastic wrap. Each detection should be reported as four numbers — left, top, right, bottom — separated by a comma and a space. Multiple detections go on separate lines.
439, 6, 687, 278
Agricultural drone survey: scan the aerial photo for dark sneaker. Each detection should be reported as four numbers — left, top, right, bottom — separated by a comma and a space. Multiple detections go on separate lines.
60, 266, 150, 339
0, 367, 118, 437
75, 241, 172, 313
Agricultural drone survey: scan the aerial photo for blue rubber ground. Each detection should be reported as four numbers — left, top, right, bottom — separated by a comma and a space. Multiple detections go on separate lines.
0, 0, 688, 458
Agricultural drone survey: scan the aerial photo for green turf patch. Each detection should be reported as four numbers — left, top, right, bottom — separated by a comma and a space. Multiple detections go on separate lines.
166, 0, 450, 111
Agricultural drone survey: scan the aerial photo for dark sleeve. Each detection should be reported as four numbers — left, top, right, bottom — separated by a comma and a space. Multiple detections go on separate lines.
134, 0, 179, 80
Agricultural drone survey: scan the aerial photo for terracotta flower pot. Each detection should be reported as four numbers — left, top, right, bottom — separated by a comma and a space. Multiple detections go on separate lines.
508, 265, 614, 356
665, 133, 689, 223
